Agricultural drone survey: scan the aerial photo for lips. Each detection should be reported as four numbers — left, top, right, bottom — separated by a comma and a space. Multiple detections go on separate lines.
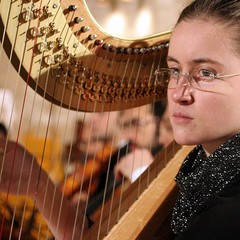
172, 112, 193, 123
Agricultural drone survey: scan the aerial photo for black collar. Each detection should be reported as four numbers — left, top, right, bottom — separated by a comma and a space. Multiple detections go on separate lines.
171, 133, 240, 234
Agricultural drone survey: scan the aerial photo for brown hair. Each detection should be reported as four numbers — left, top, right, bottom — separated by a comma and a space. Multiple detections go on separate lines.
177, 0, 240, 54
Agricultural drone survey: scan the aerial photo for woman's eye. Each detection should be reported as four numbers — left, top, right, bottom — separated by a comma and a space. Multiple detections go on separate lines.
199, 69, 215, 78
170, 68, 180, 76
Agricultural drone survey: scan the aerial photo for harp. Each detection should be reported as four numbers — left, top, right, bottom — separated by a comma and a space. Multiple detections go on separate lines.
0, 0, 191, 239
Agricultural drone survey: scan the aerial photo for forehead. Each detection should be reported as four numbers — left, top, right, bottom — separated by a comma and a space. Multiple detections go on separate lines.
168, 19, 234, 65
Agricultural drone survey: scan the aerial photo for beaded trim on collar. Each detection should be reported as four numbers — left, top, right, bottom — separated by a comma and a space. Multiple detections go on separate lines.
171, 133, 240, 234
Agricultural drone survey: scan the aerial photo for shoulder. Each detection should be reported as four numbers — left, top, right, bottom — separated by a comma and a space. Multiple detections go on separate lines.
175, 181, 240, 240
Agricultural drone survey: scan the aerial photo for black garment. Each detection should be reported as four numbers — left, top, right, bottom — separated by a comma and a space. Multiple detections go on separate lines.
172, 133, 240, 240
175, 181, 240, 240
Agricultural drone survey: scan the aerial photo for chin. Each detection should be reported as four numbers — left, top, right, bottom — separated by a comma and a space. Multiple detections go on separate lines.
173, 133, 197, 146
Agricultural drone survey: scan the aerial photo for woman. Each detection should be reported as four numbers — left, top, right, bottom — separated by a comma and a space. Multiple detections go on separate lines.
1, 0, 240, 239
166, 0, 240, 238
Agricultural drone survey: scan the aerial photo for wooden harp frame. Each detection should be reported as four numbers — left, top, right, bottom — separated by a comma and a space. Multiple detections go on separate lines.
0, 0, 170, 112
0, 0, 190, 239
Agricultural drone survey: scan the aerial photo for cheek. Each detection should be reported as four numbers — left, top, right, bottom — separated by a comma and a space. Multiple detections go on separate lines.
202, 99, 240, 141
194, 96, 230, 129
208, 90, 238, 120
218, 98, 240, 130
123, 129, 137, 140
167, 91, 174, 112
134, 127, 155, 146
167, 95, 174, 120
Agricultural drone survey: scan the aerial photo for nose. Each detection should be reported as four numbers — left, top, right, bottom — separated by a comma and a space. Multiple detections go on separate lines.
176, 72, 193, 87
169, 75, 194, 105
123, 128, 136, 138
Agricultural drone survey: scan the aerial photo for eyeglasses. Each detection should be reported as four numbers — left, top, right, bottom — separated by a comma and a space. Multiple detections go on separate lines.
121, 118, 152, 129
154, 68, 240, 90
119, 117, 159, 129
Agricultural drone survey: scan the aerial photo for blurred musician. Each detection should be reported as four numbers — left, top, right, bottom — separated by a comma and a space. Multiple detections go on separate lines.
115, 101, 166, 182
158, 103, 174, 148
0, 123, 54, 240
61, 111, 130, 216
62, 101, 166, 216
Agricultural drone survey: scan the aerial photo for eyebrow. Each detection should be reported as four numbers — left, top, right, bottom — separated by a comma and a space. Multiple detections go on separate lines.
167, 56, 223, 65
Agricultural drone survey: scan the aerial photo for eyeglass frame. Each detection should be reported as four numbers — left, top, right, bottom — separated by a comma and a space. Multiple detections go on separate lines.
118, 117, 160, 129
154, 67, 240, 90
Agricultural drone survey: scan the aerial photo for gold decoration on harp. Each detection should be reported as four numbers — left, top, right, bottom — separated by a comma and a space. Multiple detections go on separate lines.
0, 0, 170, 112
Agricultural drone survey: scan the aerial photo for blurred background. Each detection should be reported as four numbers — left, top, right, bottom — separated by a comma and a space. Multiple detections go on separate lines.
0, 1, 191, 238
86, 0, 189, 37
0, 0, 190, 143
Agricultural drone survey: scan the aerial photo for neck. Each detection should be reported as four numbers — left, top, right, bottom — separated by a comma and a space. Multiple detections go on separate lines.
202, 133, 238, 156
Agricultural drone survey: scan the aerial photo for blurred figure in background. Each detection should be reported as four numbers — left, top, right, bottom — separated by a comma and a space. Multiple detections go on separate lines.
0, 122, 54, 240
115, 101, 166, 183
118, 101, 166, 151
62, 100, 168, 216
158, 103, 174, 148
63, 120, 108, 176
61, 111, 129, 216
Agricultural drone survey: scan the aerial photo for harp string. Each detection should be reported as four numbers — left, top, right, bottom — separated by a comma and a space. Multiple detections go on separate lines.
56, 110, 80, 238
0, 0, 61, 238
71, 19, 145, 236
84, 103, 163, 239
24, 73, 60, 238
0, 2, 38, 237
91, 52, 155, 237
54, 30, 99, 238
61, 24, 119, 236
88, 53, 136, 233
88, 113, 116, 238
0, 0, 173, 239
1, 1, 35, 238
54, 8, 101, 236
134, 106, 152, 197
22, 0, 60, 237
99, 111, 127, 235
58, 29, 122, 237
0, 52, 18, 238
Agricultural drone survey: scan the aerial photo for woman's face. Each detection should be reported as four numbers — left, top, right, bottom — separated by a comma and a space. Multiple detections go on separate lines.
167, 19, 240, 154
